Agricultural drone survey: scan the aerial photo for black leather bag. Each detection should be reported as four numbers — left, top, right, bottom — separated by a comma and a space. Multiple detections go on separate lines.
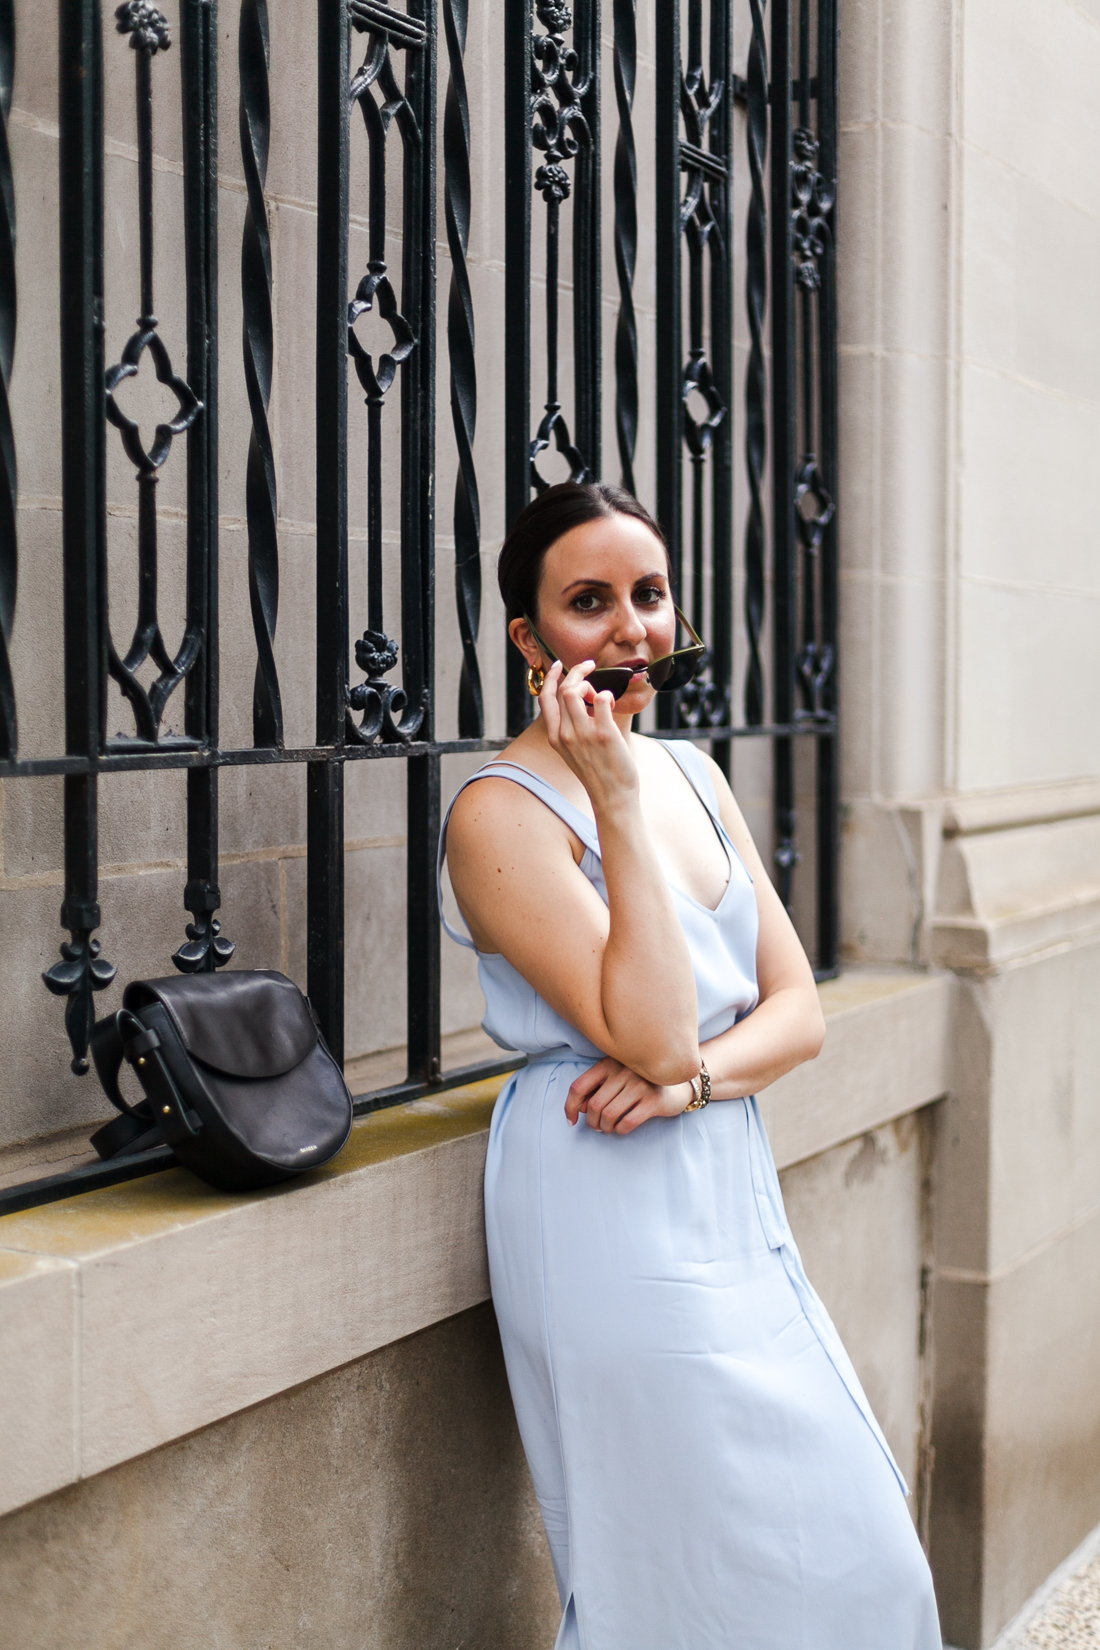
88, 971, 353, 1191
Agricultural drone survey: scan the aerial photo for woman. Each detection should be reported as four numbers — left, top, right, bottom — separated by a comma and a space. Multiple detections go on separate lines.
441, 482, 940, 1649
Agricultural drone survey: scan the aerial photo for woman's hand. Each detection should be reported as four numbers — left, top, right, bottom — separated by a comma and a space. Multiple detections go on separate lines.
565, 1056, 694, 1135
537, 660, 639, 816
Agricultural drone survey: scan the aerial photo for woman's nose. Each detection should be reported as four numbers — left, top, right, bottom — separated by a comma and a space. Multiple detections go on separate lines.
612, 603, 648, 642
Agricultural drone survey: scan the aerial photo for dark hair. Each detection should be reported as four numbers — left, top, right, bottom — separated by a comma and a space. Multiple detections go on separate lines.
497, 481, 669, 624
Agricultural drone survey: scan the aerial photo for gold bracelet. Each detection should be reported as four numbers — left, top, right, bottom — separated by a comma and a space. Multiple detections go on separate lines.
684, 1059, 710, 1111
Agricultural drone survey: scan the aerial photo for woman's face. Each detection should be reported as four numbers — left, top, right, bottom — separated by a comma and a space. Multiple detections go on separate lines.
510, 512, 677, 716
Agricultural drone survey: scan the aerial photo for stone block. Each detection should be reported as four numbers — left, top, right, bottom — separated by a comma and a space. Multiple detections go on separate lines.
874, 574, 946, 801
959, 361, 1100, 597
218, 762, 307, 863
841, 799, 941, 966
0, 1252, 77, 1517
837, 346, 878, 578
6, 508, 66, 766
0, 1084, 500, 1487
881, 0, 954, 135
1015, 175, 1100, 403
982, 1212, 1100, 1638
11, 6, 58, 126
344, 842, 409, 1060
838, 0, 879, 129
270, 200, 318, 529
762, 968, 952, 1170
959, 143, 1018, 378
929, 1273, 988, 1646
837, 567, 876, 800
879, 123, 951, 359
836, 125, 880, 351
962, 0, 1100, 220
932, 815, 1100, 970
933, 977, 992, 1276
8, 119, 62, 505
877, 350, 950, 585
988, 941, 1100, 1274
955, 578, 1100, 798
0, 1303, 559, 1650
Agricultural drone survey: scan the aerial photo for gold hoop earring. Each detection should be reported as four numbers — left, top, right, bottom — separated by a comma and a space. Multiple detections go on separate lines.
526, 665, 545, 698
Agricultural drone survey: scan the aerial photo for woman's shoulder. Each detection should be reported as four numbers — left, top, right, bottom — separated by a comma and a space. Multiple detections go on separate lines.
446, 763, 586, 867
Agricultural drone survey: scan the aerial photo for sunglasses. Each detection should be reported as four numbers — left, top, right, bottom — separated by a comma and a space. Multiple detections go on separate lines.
523, 605, 707, 701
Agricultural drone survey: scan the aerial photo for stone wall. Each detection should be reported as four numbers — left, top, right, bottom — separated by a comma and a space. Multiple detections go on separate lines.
837, 1, 1100, 1642
0, 1304, 562, 1650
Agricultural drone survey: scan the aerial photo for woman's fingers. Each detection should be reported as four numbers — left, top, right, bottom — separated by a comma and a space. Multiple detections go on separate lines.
536, 660, 565, 743
585, 1072, 643, 1132
565, 1058, 617, 1124
568, 1069, 690, 1135
575, 1071, 619, 1129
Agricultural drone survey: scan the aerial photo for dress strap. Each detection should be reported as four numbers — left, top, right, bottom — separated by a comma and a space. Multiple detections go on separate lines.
437, 761, 602, 948
656, 738, 722, 821
655, 738, 753, 885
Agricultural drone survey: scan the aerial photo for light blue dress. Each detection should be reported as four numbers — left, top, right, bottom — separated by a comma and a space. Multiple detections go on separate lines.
440, 741, 940, 1649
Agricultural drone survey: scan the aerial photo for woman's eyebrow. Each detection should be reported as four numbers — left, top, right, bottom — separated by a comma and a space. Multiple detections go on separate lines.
559, 574, 667, 595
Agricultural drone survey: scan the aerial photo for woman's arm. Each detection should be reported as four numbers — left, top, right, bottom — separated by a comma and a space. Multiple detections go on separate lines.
563, 753, 825, 1132
446, 661, 700, 1086
697, 751, 825, 1098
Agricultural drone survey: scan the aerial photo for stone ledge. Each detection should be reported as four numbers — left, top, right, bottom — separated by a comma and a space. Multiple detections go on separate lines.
0, 1085, 501, 1518
943, 777, 1100, 838
761, 967, 953, 1168
0, 969, 953, 1520
931, 894, 1100, 971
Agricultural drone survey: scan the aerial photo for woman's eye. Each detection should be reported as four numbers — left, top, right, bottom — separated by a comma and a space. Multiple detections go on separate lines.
572, 593, 602, 612
635, 587, 664, 606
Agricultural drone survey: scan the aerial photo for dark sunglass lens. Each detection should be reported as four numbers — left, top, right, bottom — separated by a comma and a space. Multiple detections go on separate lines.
654, 646, 706, 692
646, 655, 676, 690
588, 668, 635, 700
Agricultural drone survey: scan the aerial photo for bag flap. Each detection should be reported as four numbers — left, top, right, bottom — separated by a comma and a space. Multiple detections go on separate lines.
123, 971, 318, 1079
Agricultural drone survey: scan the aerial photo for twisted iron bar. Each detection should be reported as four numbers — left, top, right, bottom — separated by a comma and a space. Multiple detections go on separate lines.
345, 11, 427, 746
790, 124, 836, 719
612, 0, 636, 493
443, 0, 482, 738
669, 1, 727, 733
529, 0, 591, 490
240, 0, 282, 747
104, 3, 204, 744
0, 0, 15, 758
742, 0, 768, 726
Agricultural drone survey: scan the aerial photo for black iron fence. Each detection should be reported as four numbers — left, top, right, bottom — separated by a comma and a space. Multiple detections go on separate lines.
0, 0, 839, 1212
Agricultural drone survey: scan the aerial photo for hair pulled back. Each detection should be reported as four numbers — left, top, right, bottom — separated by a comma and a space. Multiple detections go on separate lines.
497, 481, 669, 624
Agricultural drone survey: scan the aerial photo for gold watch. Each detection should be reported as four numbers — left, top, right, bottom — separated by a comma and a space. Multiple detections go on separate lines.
685, 1060, 711, 1111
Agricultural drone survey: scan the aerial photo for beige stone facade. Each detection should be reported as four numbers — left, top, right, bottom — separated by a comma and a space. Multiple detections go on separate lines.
0, 1, 1098, 1647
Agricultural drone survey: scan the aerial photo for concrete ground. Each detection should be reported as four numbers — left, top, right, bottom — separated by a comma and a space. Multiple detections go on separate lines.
949, 1524, 1100, 1650
1011, 1556, 1100, 1649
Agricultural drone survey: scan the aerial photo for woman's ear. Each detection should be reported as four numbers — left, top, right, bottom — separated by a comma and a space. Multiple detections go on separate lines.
508, 615, 542, 669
